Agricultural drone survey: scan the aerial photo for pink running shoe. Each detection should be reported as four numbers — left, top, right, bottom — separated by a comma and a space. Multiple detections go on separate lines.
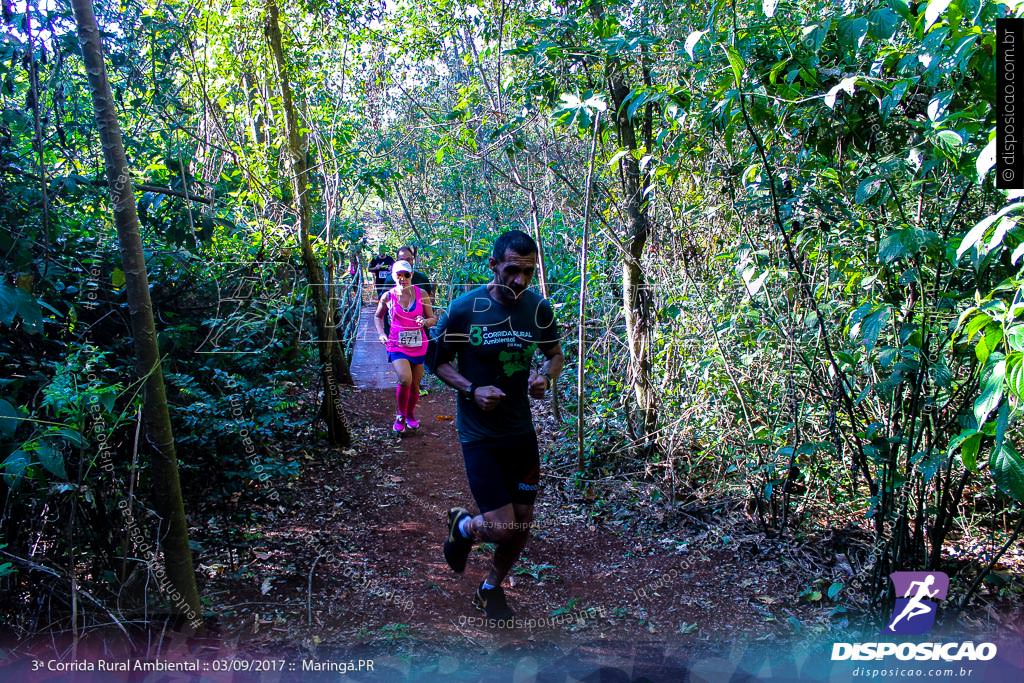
405, 416, 420, 430
392, 415, 406, 433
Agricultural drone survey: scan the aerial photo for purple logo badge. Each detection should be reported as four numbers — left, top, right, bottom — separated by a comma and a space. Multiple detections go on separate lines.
885, 571, 949, 635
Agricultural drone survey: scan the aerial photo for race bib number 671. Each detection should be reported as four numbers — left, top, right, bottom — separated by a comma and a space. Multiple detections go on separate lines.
398, 330, 421, 347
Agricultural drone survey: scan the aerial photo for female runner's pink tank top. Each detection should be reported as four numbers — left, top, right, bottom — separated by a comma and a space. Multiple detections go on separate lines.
385, 285, 428, 356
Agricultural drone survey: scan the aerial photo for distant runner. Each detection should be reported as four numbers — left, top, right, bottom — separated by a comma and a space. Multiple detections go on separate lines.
385, 245, 434, 298
368, 248, 395, 298
429, 230, 563, 623
375, 260, 436, 433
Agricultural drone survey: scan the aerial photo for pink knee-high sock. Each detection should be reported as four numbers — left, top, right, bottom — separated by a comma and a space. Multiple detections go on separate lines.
395, 384, 409, 416
404, 384, 419, 419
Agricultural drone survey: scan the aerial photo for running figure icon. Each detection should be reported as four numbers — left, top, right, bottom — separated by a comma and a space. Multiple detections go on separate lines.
885, 571, 949, 635
888, 575, 938, 632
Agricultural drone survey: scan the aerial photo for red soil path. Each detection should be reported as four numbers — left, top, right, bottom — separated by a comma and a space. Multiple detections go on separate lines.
203, 305, 827, 663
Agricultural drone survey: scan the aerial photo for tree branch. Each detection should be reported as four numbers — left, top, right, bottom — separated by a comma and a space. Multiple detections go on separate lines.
0, 164, 215, 205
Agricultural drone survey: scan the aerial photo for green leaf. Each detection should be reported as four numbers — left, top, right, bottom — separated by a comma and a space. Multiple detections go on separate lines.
974, 355, 1006, 426
976, 323, 1003, 364
1007, 326, 1024, 352
960, 0, 982, 23
976, 135, 997, 182
990, 443, 1024, 503
868, 8, 900, 40
927, 91, 954, 122
914, 449, 946, 482
801, 22, 831, 53
743, 163, 761, 185
924, 0, 952, 32
825, 77, 857, 109
880, 80, 911, 119
879, 232, 911, 263
684, 30, 706, 59
35, 443, 66, 479
0, 286, 16, 325
963, 313, 991, 341
2, 450, 30, 489
878, 228, 941, 264
935, 130, 963, 152
626, 90, 649, 121
961, 433, 982, 472
1006, 353, 1024, 400
769, 58, 790, 85
889, 0, 912, 20
54, 428, 88, 448
855, 176, 883, 204
0, 399, 24, 440
958, 202, 1024, 261
827, 581, 844, 600
837, 17, 869, 53
948, 429, 983, 472
0, 283, 43, 333
724, 46, 744, 86
987, 217, 1015, 254
1012, 242, 1024, 265
111, 268, 126, 289
861, 306, 890, 352
994, 400, 1010, 460
959, 219, 996, 261
99, 391, 116, 412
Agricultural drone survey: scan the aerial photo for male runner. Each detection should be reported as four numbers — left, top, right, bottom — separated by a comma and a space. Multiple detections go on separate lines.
368, 248, 395, 298
429, 230, 563, 622
384, 245, 434, 297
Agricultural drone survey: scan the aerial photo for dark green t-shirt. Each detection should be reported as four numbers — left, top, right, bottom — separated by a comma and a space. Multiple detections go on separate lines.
429, 285, 559, 443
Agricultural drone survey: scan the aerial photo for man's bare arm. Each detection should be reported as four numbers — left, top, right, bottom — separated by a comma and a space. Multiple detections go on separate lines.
540, 342, 564, 381
435, 362, 505, 411
529, 342, 564, 399
434, 361, 472, 394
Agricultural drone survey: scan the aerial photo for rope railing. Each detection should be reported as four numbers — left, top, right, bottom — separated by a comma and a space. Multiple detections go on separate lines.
335, 255, 364, 362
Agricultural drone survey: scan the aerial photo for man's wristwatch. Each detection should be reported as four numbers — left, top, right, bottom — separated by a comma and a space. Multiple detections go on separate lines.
461, 384, 477, 401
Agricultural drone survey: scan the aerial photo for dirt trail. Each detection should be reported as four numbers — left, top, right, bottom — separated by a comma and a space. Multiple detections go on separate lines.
202, 305, 827, 666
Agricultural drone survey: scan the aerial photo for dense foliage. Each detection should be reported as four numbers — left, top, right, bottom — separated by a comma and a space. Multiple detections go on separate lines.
0, 0, 1020, 636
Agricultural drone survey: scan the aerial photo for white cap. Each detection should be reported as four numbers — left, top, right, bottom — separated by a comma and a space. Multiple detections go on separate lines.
391, 260, 414, 279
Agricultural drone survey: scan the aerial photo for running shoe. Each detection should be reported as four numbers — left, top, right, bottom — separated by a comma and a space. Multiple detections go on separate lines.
392, 415, 406, 433
405, 416, 421, 430
443, 507, 473, 573
473, 585, 515, 623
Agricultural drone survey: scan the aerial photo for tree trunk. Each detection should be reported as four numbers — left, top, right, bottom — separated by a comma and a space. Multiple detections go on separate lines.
70, 0, 201, 624
265, 0, 351, 446
577, 112, 601, 472
241, 72, 266, 146
590, 1, 657, 439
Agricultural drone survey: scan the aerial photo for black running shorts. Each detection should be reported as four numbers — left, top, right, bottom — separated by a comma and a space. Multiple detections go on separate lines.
461, 431, 541, 513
